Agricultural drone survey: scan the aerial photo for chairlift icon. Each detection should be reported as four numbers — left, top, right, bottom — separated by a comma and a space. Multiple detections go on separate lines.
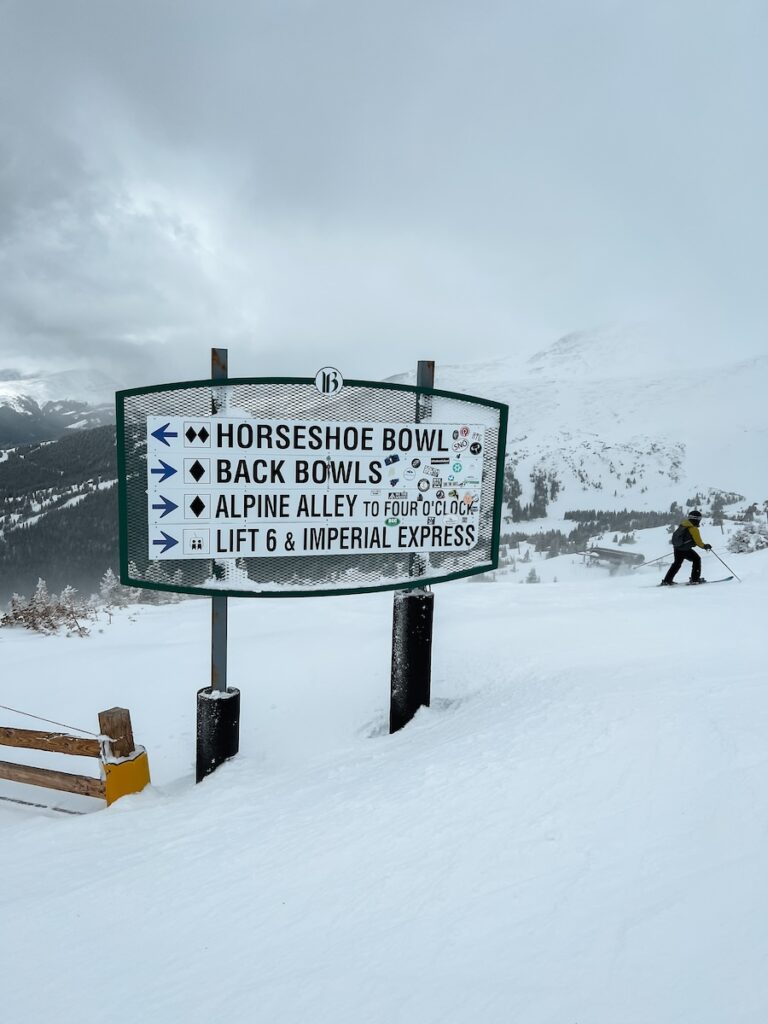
183, 529, 210, 555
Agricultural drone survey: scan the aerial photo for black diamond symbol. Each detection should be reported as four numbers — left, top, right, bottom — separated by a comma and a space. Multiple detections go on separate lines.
190, 496, 206, 518
198, 427, 209, 443
186, 427, 197, 442
189, 460, 206, 482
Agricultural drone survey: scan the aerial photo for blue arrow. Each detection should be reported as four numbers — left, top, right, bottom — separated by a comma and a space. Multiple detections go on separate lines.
151, 422, 178, 447
153, 531, 179, 555
151, 459, 177, 482
152, 495, 179, 519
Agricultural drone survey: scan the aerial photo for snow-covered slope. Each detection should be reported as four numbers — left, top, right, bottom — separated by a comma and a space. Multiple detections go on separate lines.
1, 551, 767, 1023
392, 329, 768, 510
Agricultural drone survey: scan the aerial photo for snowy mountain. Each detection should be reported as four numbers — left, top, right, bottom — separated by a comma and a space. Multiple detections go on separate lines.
0, 368, 116, 446
4, 329, 763, 506
1, 328, 764, 600
0, 367, 118, 407
391, 328, 768, 513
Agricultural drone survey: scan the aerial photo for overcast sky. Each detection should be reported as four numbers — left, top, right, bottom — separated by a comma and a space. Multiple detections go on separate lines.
0, 0, 765, 388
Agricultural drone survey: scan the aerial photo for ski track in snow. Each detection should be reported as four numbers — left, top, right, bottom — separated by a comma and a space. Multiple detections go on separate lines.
1, 549, 767, 1022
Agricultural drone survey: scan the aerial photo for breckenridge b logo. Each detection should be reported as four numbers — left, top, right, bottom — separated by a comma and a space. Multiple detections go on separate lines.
314, 367, 344, 395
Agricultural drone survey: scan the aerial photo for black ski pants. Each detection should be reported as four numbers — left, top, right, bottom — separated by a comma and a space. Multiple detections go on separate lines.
663, 548, 701, 584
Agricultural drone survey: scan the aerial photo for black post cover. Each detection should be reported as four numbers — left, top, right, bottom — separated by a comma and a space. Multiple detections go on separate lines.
196, 687, 241, 782
390, 589, 435, 733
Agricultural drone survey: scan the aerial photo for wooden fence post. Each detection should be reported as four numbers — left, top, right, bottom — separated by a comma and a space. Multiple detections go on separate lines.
98, 708, 135, 759
98, 708, 150, 806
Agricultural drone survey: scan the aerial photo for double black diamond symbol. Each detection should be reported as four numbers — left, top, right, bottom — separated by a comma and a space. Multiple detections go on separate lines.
189, 496, 206, 518
186, 426, 210, 444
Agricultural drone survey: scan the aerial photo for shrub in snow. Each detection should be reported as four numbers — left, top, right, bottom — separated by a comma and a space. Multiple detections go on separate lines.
1, 578, 96, 636
98, 567, 142, 614
99, 568, 121, 608
727, 524, 768, 554
57, 585, 94, 638
526, 568, 540, 584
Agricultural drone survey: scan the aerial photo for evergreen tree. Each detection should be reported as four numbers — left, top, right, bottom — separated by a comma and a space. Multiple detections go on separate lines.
503, 463, 523, 520
99, 568, 121, 609
30, 578, 57, 634
58, 585, 91, 637
711, 494, 726, 525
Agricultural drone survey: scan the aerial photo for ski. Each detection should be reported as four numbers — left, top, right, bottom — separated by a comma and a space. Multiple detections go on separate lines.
652, 576, 734, 588
683, 576, 734, 586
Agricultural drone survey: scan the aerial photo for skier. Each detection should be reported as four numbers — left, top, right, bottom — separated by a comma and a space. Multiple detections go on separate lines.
661, 509, 712, 585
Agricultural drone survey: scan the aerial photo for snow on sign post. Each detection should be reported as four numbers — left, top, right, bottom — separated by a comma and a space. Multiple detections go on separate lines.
116, 370, 508, 782
116, 377, 508, 597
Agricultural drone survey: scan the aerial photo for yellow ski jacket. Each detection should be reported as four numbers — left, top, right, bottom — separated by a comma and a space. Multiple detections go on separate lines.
680, 519, 706, 548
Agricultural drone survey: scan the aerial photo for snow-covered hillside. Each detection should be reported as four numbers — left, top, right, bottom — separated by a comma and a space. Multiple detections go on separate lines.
0, 368, 116, 446
4, 326, 764, 512
1, 548, 767, 1023
393, 328, 768, 513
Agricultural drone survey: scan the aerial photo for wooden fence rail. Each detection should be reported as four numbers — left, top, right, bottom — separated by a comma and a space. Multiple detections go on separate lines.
0, 760, 105, 799
0, 727, 101, 758
0, 707, 150, 808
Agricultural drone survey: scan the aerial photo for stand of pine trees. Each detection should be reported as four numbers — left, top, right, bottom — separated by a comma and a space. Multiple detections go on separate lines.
0, 426, 118, 602
1, 578, 96, 637
0, 567, 183, 636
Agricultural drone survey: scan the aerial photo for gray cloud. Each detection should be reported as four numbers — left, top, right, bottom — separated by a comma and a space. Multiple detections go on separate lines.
0, 0, 765, 389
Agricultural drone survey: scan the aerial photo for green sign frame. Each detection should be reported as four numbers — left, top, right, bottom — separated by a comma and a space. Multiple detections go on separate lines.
116, 376, 508, 599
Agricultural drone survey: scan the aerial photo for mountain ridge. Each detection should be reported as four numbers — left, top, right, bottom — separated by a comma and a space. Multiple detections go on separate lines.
0, 368, 116, 446
390, 334, 767, 506
1, 330, 763, 599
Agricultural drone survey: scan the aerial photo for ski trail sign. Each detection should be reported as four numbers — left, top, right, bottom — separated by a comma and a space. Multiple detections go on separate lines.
116, 377, 508, 598
145, 417, 486, 560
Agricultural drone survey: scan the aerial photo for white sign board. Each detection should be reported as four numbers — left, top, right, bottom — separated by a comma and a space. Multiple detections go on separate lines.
146, 416, 485, 560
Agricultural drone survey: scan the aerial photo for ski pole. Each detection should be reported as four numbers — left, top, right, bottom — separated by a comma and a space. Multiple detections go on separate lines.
633, 552, 673, 569
709, 548, 741, 582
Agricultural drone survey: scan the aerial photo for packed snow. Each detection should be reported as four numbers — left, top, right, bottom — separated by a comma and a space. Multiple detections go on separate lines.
1, 542, 767, 1023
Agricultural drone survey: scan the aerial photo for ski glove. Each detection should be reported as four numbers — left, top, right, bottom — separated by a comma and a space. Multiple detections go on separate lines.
704, 544, 712, 550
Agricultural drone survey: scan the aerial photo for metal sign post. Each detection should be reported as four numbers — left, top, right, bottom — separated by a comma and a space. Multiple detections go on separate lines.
390, 360, 436, 733
211, 347, 229, 693
196, 348, 240, 783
